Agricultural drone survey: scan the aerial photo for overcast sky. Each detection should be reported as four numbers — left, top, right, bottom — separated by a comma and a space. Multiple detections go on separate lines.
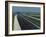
12, 6, 40, 14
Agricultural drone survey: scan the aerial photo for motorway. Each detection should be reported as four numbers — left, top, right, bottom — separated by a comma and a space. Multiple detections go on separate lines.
17, 14, 40, 30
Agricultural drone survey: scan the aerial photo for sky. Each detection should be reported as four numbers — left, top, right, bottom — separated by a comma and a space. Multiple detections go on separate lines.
12, 6, 40, 14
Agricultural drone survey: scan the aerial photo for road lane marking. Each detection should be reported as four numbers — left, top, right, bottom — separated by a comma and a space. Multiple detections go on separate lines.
32, 15, 40, 16
23, 14, 40, 20
19, 15, 40, 29
29, 19, 40, 26
23, 14, 40, 25
14, 15, 21, 30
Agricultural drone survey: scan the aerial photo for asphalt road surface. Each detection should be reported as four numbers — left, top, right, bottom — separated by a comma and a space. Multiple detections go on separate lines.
17, 14, 40, 30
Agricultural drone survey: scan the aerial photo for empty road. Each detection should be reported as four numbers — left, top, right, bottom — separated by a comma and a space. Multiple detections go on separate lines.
17, 14, 40, 30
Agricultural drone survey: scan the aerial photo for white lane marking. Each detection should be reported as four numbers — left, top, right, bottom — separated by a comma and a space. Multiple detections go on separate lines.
23, 14, 40, 25
27, 16, 40, 20
23, 14, 40, 20
32, 15, 40, 16
14, 15, 21, 30
19, 15, 40, 29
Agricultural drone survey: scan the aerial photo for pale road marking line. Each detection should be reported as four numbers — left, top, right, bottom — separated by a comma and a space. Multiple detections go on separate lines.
23, 14, 40, 20
27, 16, 40, 20
29, 18, 40, 26
14, 15, 21, 30
24, 15, 38, 26
19, 15, 40, 29
32, 15, 40, 16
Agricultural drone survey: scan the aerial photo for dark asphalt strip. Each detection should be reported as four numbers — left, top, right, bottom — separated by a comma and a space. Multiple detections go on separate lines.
17, 15, 39, 30
19, 15, 40, 28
